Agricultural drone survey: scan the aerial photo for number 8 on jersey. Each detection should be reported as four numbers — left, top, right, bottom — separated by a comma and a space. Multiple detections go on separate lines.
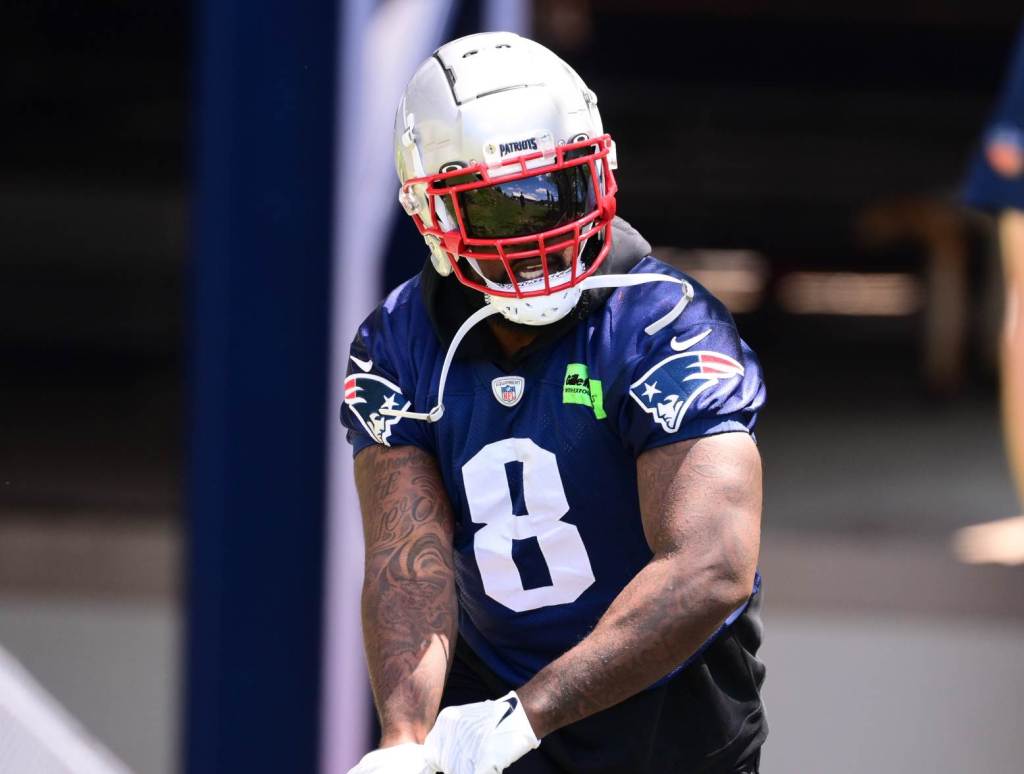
462, 438, 596, 613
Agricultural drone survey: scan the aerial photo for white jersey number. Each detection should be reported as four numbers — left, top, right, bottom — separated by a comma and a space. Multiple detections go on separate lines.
462, 438, 595, 612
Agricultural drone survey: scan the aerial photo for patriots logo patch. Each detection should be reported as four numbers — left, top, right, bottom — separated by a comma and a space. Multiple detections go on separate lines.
343, 372, 411, 446
628, 344, 744, 434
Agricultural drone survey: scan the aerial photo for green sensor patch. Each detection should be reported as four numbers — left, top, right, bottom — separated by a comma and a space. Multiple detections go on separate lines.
562, 363, 606, 420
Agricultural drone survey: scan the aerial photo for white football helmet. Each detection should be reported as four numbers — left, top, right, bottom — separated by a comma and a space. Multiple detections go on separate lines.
394, 31, 618, 325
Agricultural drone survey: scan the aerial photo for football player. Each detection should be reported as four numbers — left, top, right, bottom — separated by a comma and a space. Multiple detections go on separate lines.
964, 21, 1024, 509
343, 32, 766, 774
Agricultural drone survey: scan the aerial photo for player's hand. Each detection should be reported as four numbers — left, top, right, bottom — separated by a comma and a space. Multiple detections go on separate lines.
346, 742, 434, 774
424, 691, 540, 774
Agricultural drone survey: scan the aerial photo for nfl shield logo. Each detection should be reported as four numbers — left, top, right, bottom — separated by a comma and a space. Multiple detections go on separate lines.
491, 376, 525, 407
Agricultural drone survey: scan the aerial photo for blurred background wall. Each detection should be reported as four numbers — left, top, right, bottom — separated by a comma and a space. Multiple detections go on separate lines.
1, 4, 185, 773
2, 2, 1023, 773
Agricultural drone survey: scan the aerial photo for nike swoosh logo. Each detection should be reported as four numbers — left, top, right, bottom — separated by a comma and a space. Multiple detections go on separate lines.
496, 697, 518, 727
350, 354, 373, 372
669, 328, 712, 352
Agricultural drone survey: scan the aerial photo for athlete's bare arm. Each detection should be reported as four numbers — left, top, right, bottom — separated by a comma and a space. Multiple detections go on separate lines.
355, 444, 458, 746
516, 432, 762, 737
998, 209, 1024, 506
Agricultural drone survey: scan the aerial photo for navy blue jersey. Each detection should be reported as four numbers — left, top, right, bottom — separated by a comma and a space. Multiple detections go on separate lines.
964, 22, 1024, 212
342, 255, 765, 687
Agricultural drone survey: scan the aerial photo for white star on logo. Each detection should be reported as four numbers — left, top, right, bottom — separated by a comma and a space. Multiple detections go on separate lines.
381, 393, 398, 411
641, 382, 661, 402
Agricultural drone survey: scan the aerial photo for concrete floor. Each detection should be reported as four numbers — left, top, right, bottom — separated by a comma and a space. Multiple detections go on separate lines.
761, 610, 1024, 774
0, 596, 179, 774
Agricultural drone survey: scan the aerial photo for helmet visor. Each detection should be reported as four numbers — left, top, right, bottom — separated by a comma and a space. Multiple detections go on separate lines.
457, 165, 596, 240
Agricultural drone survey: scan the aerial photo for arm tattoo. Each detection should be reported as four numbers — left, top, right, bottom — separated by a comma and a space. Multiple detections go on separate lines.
355, 444, 458, 743
517, 434, 761, 737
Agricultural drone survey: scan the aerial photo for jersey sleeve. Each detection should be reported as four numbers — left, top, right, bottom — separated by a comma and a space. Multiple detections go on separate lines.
614, 319, 766, 457
963, 21, 1024, 212
340, 307, 436, 457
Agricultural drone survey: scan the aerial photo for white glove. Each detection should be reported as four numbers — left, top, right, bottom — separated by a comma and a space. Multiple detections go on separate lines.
424, 691, 540, 774
346, 742, 434, 774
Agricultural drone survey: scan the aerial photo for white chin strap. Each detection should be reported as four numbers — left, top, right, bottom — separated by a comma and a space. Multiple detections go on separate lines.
379, 273, 694, 424
476, 259, 585, 327
471, 226, 596, 326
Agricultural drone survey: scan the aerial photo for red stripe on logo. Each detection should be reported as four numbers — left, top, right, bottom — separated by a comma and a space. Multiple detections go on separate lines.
700, 354, 736, 368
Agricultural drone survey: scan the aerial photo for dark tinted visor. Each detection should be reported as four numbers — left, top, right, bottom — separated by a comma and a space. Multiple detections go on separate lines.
457, 165, 596, 240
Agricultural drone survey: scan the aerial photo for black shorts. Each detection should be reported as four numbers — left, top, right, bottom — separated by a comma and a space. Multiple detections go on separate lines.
440, 598, 767, 774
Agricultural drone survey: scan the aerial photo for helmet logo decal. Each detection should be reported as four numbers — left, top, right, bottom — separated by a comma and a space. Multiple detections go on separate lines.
498, 138, 538, 157
491, 376, 525, 407
482, 131, 554, 169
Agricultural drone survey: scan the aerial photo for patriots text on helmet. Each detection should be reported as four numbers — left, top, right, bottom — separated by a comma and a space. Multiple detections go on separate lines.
499, 138, 539, 157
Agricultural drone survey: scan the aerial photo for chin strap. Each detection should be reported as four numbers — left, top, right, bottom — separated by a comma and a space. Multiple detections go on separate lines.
378, 273, 694, 424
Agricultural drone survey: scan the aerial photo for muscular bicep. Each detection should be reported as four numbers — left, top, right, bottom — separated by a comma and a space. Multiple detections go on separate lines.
636, 433, 762, 589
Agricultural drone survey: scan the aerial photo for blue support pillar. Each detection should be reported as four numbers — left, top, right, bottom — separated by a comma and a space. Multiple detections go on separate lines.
186, 1, 337, 772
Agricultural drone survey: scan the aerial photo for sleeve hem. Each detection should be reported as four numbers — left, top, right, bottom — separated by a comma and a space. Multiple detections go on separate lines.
350, 434, 436, 459
634, 416, 752, 457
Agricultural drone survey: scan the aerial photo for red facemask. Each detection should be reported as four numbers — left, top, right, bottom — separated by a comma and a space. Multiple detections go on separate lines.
402, 134, 618, 298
